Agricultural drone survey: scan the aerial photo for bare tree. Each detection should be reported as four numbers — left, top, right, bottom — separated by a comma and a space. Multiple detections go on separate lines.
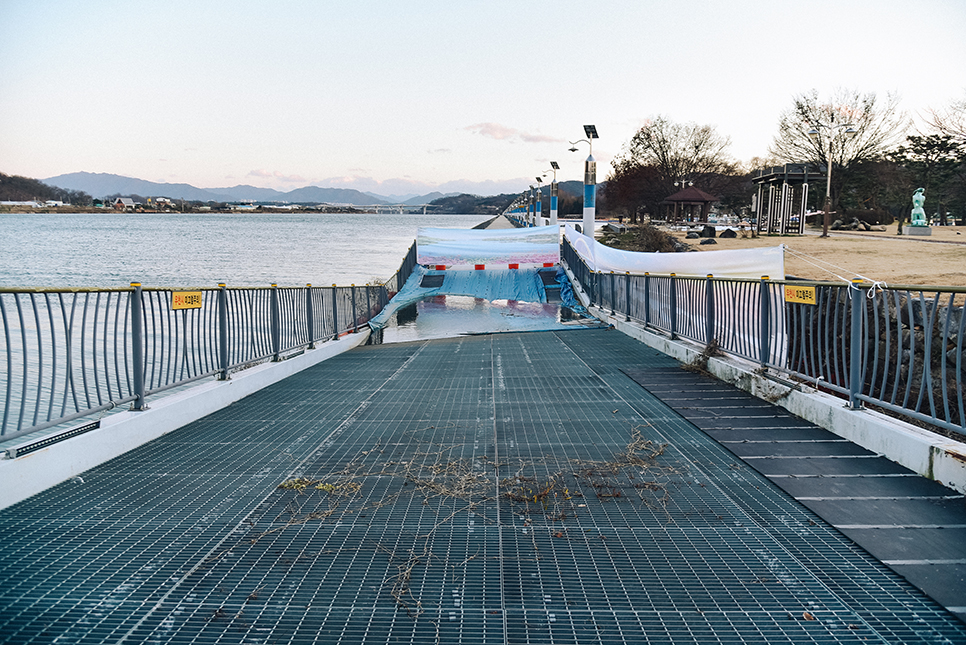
925, 93, 966, 143
606, 116, 740, 221
769, 89, 909, 218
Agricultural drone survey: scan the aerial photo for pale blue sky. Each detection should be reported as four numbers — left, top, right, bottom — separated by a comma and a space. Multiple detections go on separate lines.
2, 0, 964, 197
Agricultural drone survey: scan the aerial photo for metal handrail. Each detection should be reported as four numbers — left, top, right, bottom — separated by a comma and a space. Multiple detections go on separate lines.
0, 282, 388, 440
562, 236, 966, 435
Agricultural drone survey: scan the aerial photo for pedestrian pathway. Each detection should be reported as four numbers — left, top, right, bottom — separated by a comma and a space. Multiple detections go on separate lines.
1, 329, 963, 644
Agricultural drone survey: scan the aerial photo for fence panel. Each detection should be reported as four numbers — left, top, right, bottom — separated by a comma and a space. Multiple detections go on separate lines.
563, 237, 959, 433
1, 281, 390, 440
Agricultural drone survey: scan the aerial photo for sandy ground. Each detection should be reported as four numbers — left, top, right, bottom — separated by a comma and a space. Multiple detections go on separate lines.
665, 225, 966, 287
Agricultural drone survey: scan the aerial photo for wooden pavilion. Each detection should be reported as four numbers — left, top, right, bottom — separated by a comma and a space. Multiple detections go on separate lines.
662, 186, 718, 223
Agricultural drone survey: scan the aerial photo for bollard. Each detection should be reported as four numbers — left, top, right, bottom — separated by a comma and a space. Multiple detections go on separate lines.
669, 274, 677, 339
130, 283, 147, 410
625, 272, 631, 322
644, 273, 651, 326
351, 285, 358, 333
759, 276, 770, 368
306, 284, 316, 349
331, 285, 339, 340
705, 274, 714, 345
218, 283, 230, 380
610, 272, 616, 315
365, 285, 372, 325
849, 279, 864, 409
270, 284, 280, 361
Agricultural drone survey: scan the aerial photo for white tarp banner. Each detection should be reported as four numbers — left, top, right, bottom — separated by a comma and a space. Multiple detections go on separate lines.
564, 225, 785, 278
418, 226, 560, 267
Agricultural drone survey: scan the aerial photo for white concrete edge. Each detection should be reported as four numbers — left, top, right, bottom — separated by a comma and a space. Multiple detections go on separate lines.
589, 305, 966, 495
0, 330, 371, 510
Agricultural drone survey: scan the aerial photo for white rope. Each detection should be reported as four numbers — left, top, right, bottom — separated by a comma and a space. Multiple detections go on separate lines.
783, 245, 887, 299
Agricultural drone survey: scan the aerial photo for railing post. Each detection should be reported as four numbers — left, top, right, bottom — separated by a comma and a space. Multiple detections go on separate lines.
625, 272, 631, 322
610, 271, 616, 315
365, 285, 372, 324
849, 279, 864, 409
130, 283, 147, 410
331, 285, 339, 341
218, 283, 230, 380
306, 284, 316, 349
644, 273, 650, 326
705, 274, 714, 345
351, 285, 358, 332
669, 274, 677, 339
759, 276, 770, 368
270, 283, 280, 361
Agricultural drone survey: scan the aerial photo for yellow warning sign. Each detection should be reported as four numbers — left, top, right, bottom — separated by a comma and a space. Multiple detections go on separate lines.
172, 291, 203, 310
784, 284, 817, 305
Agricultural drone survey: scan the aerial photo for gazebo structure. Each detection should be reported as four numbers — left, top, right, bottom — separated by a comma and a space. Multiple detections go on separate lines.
752, 163, 817, 235
662, 186, 718, 223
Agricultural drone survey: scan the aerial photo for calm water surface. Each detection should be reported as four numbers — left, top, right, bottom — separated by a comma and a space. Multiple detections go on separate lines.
0, 211, 486, 288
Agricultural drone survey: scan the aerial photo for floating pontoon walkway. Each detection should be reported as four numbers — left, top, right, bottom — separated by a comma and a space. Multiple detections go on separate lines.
1, 329, 964, 643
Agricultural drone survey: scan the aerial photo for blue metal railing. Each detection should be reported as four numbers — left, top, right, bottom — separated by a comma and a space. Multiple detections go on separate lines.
563, 236, 966, 435
0, 282, 388, 440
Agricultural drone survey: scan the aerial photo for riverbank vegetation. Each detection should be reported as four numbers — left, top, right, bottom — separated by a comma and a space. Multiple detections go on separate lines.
603, 89, 966, 229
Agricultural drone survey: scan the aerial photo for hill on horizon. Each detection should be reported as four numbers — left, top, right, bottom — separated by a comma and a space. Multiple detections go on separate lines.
42, 172, 407, 206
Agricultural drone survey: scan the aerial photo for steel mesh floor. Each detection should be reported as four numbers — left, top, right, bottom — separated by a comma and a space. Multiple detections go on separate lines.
1, 329, 964, 643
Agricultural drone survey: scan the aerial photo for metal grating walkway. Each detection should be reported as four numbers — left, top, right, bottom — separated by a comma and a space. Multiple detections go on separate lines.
1, 329, 964, 643
623, 365, 966, 623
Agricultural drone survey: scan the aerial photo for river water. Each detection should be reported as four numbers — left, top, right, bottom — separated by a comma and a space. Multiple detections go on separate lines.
0, 211, 486, 288
0, 210, 581, 340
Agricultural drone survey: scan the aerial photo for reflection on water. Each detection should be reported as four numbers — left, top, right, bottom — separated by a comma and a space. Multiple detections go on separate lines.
375, 295, 598, 343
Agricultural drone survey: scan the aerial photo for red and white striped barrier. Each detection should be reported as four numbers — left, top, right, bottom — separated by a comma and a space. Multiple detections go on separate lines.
427, 263, 556, 271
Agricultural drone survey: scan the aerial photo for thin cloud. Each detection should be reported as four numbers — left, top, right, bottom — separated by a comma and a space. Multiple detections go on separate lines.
247, 169, 307, 183
465, 123, 564, 144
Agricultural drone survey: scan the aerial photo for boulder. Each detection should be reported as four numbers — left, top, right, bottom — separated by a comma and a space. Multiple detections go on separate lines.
699, 225, 716, 238
685, 231, 700, 239
719, 228, 737, 238
699, 238, 717, 245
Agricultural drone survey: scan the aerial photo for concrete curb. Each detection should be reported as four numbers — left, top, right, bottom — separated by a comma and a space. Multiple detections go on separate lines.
0, 330, 370, 510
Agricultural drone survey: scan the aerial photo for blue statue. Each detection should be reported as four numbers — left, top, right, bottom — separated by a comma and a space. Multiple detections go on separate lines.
911, 188, 927, 226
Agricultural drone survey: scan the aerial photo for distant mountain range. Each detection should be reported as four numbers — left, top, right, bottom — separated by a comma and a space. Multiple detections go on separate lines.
42, 172, 457, 206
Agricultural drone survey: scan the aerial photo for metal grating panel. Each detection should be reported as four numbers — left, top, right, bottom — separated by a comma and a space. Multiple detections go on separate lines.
0, 329, 964, 643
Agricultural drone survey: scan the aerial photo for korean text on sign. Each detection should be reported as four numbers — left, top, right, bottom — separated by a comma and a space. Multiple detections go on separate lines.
172, 291, 203, 310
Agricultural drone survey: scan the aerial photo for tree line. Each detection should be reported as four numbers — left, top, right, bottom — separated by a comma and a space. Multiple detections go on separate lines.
603, 89, 966, 229
0, 173, 93, 206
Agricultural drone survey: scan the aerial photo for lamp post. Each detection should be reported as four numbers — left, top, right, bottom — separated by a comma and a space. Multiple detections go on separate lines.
548, 161, 559, 226
570, 124, 599, 237
534, 176, 543, 225
528, 184, 536, 227
808, 122, 856, 238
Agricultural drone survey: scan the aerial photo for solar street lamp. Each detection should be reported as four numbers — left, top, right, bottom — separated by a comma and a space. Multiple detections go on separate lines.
569, 125, 599, 237
548, 161, 559, 226
534, 177, 543, 225
808, 122, 857, 238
